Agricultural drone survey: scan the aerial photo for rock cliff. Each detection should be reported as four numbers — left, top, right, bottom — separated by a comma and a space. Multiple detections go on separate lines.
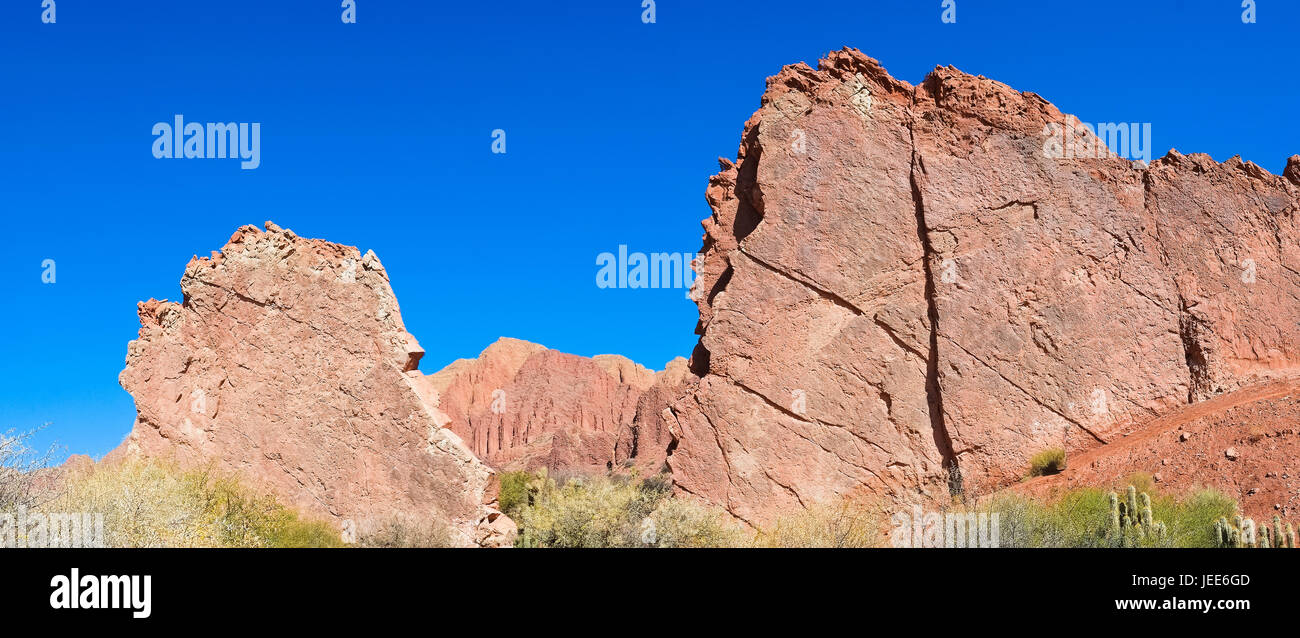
668, 48, 1300, 524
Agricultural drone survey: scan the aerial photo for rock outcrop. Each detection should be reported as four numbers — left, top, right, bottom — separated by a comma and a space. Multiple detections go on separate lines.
420, 338, 683, 475
668, 48, 1300, 525
115, 222, 511, 546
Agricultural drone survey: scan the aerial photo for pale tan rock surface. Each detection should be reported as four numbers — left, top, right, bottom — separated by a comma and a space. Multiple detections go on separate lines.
669, 48, 1300, 524
114, 222, 508, 546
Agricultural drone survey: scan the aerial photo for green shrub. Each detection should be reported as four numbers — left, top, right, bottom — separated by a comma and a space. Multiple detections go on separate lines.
511, 471, 747, 548
268, 516, 345, 548
497, 471, 533, 517
646, 497, 746, 548
1027, 448, 1067, 477
516, 474, 669, 548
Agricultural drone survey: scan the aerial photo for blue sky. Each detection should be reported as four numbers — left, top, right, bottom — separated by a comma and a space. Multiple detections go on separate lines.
2, 0, 1296, 460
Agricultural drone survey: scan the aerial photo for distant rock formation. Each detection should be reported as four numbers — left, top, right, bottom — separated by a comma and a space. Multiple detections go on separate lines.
667, 48, 1300, 525
114, 222, 512, 546
419, 337, 685, 476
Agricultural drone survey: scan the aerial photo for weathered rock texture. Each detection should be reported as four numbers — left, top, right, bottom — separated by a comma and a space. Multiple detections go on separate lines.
670, 48, 1300, 525
421, 337, 684, 475
115, 222, 511, 546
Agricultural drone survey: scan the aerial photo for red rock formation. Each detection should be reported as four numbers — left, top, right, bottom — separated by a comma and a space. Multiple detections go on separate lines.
421, 338, 681, 475
114, 222, 512, 546
615, 356, 690, 474
669, 48, 1300, 525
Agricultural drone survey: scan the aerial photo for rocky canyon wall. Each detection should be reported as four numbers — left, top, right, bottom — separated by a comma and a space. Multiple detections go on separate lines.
417, 337, 687, 475
667, 48, 1300, 525
111, 49, 1300, 537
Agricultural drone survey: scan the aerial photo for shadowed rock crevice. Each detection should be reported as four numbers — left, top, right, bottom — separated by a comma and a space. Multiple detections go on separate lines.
1177, 298, 1212, 402
732, 127, 764, 243
907, 116, 960, 498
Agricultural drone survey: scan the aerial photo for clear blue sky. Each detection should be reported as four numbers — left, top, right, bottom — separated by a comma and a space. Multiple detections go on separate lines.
2, 0, 1296, 461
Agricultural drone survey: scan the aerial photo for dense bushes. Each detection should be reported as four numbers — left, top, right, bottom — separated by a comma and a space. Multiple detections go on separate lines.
507, 469, 1245, 549
510, 471, 745, 548
498, 470, 533, 517
515, 472, 670, 547
509, 470, 881, 548
40, 460, 343, 548
986, 475, 1235, 548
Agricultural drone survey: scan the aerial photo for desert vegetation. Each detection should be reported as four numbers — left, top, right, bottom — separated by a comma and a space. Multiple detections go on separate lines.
1026, 447, 1067, 477
1213, 513, 1298, 548
44, 460, 342, 548
0, 426, 59, 513
1, 427, 341, 548
352, 515, 454, 548
3, 426, 1287, 549
501, 469, 1269, 549
502, 469, 884, 548
504, 469, 746, 548
985, 474, 1237, 548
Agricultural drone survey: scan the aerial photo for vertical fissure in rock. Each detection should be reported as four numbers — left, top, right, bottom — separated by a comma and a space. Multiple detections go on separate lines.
908, 109, 961, 498
1177, 298, 1210, 403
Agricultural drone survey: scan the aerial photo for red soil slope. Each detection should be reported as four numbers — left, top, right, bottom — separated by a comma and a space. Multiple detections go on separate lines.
1016, 379, 1300, 521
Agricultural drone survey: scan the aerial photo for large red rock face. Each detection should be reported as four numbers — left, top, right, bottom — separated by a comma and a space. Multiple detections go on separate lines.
114, 222, 509, 546
421, 338, 683, 475
909, 66, 1191, 490
669, 48, 1300, 525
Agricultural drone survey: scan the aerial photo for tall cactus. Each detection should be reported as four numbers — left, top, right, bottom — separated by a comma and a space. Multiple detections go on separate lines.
1211, 514, 1296, 548
1109, 492, 1121, 534
1127, 486, 1140, 528
1107, 486, 1167, 546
